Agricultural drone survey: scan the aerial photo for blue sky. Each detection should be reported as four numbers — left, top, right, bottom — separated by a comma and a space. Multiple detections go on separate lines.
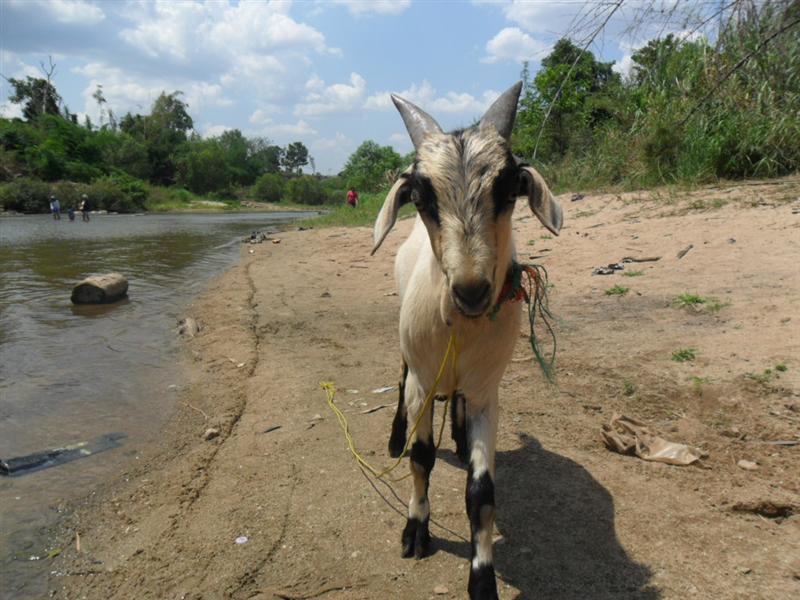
0, 1, 717, 174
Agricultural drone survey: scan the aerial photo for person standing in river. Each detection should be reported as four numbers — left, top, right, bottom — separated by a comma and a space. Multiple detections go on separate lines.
49, 195, 61, 220
79, 194, 91, 222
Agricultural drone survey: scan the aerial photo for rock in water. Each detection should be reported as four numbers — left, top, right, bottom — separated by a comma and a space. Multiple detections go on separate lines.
177, 317, 200, 338
71, 273, 129, 304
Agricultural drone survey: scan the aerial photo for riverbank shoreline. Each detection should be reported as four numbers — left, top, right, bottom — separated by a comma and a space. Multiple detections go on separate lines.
51, 178, 799, 599
1, 202, 322, 217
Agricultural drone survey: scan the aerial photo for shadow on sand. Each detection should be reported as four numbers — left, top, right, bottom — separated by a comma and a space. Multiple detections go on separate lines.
436, 433, 659, 600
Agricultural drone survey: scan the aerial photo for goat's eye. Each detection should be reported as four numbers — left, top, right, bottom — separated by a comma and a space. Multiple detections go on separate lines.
410, 188, 421, 206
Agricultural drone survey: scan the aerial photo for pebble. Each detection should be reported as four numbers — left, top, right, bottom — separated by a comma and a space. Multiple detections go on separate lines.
203, 427, 220, 441
737, 459, 758, 471
434, 584, 449, 595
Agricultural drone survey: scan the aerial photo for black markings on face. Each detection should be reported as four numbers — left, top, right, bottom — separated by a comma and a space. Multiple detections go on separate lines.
491, 154, 519, 218
409, 172, 441, 227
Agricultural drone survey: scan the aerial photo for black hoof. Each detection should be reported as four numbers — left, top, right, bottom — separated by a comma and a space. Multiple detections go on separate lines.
468, 564, 499, 599
401, 517, 430, 559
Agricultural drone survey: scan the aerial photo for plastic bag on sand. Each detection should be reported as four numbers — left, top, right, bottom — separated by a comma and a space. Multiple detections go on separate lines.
601, 413, 702, 466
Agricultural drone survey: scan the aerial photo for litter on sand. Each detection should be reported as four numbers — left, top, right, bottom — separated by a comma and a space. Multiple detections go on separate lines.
592, 262, 626, 275
601, 414, 702, 466
371, 386, 396, 394
361, 403, 392, 414
0, 433, 126, 476
235, 536, 248, 545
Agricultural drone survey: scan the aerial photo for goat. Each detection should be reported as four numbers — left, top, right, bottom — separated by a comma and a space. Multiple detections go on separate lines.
371, 82, 563, 599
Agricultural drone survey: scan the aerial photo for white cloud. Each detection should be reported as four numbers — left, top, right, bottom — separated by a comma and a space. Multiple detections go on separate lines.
388, 132, 412, 152
482, 27, 549, 64
203, 124, 233, 138
311, 132, 352, 151
331, 0, 411, 16
119, 1, 206, 61
119, 1, 338, 65
365, 81, 499, 115
499, 0, 581, 34
204, 1, 338, 55
295, 73, 367, 117
429, 90, 499, 114
0, 102, 25, 119
268, 120, 317, 137
72, 62, 234, 123
364, 81, 437, 110
613, 53, 635, 77
12, 0, 106, 25
2, 52, 42, 80
249, 108, 317, 137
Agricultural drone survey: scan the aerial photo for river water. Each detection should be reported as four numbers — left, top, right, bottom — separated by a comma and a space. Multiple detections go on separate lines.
0, 211, 312, 599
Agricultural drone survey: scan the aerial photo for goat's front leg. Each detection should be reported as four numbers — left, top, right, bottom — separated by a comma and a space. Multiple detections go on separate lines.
401, 371, 436, 559
466, 401, 499, 600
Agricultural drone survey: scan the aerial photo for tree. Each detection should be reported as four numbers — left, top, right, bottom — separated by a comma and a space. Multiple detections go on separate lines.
177, 138, 228, 194
514, 38, 621, 160
252, 172, 284, 202
340, 140, 403, 192
92, 84, 116, 130
7, 76, 61, 121
281, 141, 309, 175
140, 91, 194, 185
247, 137, 282, 177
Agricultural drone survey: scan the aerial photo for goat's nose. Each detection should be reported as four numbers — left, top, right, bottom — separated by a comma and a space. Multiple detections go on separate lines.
452, 279, 492, 316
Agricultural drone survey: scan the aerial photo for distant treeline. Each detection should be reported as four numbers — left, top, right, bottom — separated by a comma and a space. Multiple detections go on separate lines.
2, 1, 796, 213
512, 1, 800, 190
0, 76, 412, 213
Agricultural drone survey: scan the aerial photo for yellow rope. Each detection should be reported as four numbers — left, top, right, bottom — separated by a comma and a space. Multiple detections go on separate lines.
321, 331, 458, 482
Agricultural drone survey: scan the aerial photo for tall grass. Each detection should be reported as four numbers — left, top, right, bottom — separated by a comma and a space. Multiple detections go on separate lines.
295, 190, 415, 228
517, 1, 800, 192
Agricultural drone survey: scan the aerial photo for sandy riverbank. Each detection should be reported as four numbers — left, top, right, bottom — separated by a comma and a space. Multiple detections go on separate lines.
51, 178, 799, 599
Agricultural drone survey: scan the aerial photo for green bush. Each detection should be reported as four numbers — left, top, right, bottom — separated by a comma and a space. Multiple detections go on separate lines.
0, 177, 52, 212
284, 175, 330, 205
252, 173, 284, 202
85, 174, 148, 213
51, 181, 89, 210
64, 160, 102, 183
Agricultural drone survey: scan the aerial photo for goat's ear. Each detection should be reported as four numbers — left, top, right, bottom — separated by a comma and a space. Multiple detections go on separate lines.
372, 171, 413, 255
518, 165, 563, 235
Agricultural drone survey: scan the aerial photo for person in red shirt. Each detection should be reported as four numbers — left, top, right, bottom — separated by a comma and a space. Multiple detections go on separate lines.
346, 187, 358, 207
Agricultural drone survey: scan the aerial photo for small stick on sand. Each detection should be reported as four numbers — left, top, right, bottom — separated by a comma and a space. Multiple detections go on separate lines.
181, 402, 209, 421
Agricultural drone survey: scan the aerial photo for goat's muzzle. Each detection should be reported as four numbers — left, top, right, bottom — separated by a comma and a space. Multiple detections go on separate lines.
451, 279, 492, 318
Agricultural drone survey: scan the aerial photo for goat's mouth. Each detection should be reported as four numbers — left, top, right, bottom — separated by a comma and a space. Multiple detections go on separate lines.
451, 281, 492, 318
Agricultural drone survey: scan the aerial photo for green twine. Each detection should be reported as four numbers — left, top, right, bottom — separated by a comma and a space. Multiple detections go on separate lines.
490, 260, 557, 383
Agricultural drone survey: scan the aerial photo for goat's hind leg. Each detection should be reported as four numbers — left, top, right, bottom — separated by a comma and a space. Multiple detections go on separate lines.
450, 391, 468, 464
401, 371, 436, 559
388, 359, 409, 458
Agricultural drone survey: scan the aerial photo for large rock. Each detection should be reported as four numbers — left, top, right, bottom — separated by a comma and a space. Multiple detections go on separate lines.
71, 273, 129, 304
